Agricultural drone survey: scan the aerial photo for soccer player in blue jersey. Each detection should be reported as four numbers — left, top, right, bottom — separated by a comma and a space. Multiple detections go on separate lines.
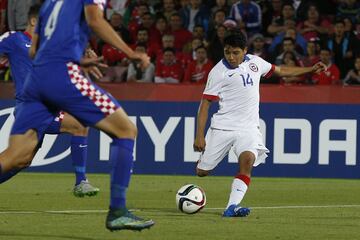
0, 5, 100, 197
0, 0, 154, 231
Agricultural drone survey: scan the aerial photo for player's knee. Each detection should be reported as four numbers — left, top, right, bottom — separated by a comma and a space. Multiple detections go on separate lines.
114, 121, 137, 139
196, 168, 209, 177
69, 123, 88, 136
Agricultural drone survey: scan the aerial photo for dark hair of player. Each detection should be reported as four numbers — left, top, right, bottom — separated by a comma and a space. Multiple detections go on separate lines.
223, 30, 247, 50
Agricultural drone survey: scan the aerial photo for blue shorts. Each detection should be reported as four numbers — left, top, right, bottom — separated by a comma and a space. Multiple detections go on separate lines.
11, 62, 120, 140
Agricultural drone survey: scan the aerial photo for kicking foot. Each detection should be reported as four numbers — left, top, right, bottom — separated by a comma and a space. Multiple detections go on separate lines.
106, 208, 155, 231
223, 204, 250, 217
73, 180, 100, 197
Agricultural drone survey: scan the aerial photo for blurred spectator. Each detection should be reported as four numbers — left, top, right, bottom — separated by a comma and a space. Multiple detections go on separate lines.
138, 12, 160, 44
343, 16, 359, 40
156, 34, 191, 68
179, 0, 210, 32
127, 2, 151, 39
100, 29, 129, 82
336, 0, 360, 24
179, 0, 190, 9
343, 56, 360, 85
326, 19, 357, 78
155, 47, 183, 83
269, 27, 307, 56
267, 1, 296, 36
207, 9, 226, 40
280, 51, 307, 84
109, 12, 131, 44
311, 47, 340, 85
102, 29, 128, 67
0, 0, 7, 34
262, 0, 283, 36
247, 33, 269, 60
132, 27, 160, 61
296, 0, 337, 21
274, 37, 304, 66
207, 24, 226, 64
211, 0, 230, 15
229, 0, 262, 36
7, 0, 35, 31
183, 45, 213, 84
127, 44, 155, 83
192, 24, 207, 40
296, 3, 332, 41
161, 0, 177, 22
303, 37, 320, 67
154, 15, 169, 45
183, 37, 204, 61
168, 13, 193, 51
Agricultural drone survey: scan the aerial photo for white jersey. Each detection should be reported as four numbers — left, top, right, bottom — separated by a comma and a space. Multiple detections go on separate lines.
203, 54, 274, 130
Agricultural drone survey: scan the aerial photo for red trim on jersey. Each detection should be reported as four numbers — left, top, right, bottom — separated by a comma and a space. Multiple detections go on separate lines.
236, 174, 251, 186
264, 64, 275, 78
23, 31, 32, 40
202, 94, 219, 101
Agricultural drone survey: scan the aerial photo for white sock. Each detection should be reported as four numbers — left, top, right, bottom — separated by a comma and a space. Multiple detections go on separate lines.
226, 178, 248, 209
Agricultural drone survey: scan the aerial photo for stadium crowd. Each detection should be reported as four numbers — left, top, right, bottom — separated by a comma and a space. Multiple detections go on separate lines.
0, 0, 359, 85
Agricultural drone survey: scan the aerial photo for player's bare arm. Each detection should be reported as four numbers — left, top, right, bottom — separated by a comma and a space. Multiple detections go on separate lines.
194, 98, 212, 152
274, 62, 327, 77
29, 32, 38, 59
84, 4, 150, 68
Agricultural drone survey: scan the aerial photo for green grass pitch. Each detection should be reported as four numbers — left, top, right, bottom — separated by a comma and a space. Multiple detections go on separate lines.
0, 173, 359, 240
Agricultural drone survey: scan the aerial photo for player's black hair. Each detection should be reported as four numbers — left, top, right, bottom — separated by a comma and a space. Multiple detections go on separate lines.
28, 4, 41, 20
223, 30, 247, 50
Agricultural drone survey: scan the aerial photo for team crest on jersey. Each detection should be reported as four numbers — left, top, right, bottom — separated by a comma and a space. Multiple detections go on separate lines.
249, 63, 258, 72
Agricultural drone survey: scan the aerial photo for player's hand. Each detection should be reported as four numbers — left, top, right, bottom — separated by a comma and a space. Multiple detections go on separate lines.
193, 137, 206, 152
80, 56, 107, 68
312, 62, 327, 74
80, 56, 108, 80
132, 52, 150, 69
83, 65, 104, 79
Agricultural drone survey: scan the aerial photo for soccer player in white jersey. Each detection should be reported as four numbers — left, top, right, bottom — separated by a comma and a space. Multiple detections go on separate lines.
193, 32, 326, 217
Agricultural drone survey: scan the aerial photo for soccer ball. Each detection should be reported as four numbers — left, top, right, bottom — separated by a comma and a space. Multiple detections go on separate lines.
176, 184, 206, 214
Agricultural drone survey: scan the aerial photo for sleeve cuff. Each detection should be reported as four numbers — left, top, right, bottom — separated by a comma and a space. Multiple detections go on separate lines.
203, 94, 219, 101
264, 64, 275, 78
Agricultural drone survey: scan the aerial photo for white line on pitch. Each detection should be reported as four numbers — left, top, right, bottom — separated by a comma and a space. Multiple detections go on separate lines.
1, 204, 360, 214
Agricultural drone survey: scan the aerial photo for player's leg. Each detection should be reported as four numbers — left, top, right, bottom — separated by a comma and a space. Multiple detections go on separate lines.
223, 150, 254, 217
0, 130, 39, 183
95, 108, 155, 231
196, 128, 234, 177
52, 62, 153, 231
55, 112, 99, 197
223, 129, 268, 217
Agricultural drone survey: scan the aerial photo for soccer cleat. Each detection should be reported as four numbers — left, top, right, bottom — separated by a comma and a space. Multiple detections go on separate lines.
73, 180, 100, 197
223, 204, 250, 217
106, 208, 155, 231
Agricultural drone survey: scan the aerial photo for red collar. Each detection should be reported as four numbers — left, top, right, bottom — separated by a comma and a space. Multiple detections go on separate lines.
23, 31, 32, 40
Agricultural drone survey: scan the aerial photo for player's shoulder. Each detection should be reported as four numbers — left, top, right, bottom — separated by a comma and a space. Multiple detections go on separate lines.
0, 31, 17, 42
209, 59, 227, 76
244, 54, 265, 62
245, 54, 271, 66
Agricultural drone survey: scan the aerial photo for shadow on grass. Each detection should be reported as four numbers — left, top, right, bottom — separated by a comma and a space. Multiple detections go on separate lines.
0, 231, 99, 240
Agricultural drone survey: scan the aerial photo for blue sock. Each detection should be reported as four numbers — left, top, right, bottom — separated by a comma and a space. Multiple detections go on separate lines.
71, 136, 88, 185
109, 138, 134, 209
0, 163, 22, 184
